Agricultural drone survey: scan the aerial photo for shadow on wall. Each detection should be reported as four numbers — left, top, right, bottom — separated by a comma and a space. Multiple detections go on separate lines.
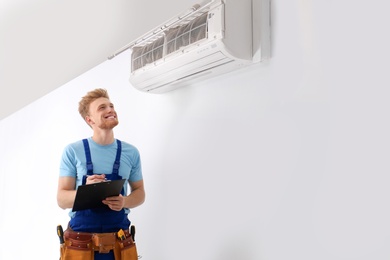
214, 229, 262, 260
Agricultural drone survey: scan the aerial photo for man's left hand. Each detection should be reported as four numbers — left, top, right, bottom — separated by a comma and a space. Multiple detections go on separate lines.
102, 194, 125, 211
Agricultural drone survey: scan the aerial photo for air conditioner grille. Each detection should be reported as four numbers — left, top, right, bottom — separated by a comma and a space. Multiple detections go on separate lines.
132, 37, 164, 72
132, 13, 208, 72
166, 13, 208, 55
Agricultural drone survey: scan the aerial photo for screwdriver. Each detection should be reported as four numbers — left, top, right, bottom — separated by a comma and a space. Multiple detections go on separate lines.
57, 225, 64, 244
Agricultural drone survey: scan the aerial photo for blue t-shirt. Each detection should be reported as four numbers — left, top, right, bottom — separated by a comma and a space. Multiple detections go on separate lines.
60, 137, 142, 216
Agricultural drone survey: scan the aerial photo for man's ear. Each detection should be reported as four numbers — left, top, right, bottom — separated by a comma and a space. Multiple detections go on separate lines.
85, 116, 94, 126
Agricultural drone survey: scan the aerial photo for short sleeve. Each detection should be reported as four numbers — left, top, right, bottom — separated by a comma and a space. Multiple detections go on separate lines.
59, 145, 77, 177
129, 147, 143, 182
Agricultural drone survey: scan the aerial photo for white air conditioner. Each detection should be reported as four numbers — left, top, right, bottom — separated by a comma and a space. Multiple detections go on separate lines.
110, 0, 270, 93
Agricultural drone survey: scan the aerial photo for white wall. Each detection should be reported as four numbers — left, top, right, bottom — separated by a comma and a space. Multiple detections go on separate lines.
2, 0, 390, 259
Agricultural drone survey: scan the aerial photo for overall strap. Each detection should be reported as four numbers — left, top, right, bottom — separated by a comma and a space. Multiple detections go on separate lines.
112, 139, 122, 176
82, 138, 122, 183
82, 139, 93, 175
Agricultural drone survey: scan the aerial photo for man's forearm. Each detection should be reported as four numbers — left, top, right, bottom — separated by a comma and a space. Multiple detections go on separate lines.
57, 190, 76, 210
124, 188, 145, 209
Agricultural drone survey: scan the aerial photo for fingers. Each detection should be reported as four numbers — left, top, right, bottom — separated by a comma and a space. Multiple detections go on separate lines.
86, 174, 106, 184
102, 195, 124, 211
89, 174, 106, 180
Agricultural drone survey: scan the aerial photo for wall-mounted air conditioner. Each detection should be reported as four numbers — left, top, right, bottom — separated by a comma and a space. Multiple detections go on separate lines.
109, 0, 270, 93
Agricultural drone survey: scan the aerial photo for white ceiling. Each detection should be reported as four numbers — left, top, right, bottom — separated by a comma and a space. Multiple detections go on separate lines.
0, 0, 194, 120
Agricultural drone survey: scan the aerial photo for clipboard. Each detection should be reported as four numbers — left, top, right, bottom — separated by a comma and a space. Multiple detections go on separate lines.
72, 179, 126, 212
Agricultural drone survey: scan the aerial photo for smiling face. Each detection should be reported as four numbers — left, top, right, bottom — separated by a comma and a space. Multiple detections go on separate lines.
86, 97, 119, 130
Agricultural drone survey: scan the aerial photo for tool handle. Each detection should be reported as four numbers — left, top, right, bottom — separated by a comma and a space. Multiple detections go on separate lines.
57, 225, 64, 244
117, 229, 126, 240
130, 225, 136, 242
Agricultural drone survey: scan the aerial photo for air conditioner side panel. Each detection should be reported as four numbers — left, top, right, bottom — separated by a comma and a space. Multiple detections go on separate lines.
221, 0, 253, 60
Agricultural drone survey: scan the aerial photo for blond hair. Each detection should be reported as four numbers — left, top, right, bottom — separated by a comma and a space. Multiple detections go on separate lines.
78, 88, 110, 121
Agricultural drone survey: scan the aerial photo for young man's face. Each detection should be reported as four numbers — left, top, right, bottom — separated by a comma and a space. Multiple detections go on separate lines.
86, 97, 119, 130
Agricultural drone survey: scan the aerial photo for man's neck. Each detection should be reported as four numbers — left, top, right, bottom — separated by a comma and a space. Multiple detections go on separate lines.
92, 130, 115, 145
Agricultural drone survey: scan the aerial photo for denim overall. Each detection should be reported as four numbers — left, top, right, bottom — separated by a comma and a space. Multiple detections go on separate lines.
70, 139, 130, 260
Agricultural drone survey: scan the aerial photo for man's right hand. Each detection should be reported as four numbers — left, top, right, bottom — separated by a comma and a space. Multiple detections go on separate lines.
86, 174, 107, 184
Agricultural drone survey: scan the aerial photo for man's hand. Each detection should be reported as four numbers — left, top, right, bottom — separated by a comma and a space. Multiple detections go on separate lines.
102, 194, 125, 211
86, 174, 107, 184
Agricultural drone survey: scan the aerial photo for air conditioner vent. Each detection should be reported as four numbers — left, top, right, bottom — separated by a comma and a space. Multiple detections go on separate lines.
131, 12, 208, 72
131, 36, 164, 71
166, 13, 208, 55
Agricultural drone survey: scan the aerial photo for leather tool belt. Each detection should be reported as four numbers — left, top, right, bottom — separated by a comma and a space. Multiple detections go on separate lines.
64, 228, 131, 253
60, 227, 138, 260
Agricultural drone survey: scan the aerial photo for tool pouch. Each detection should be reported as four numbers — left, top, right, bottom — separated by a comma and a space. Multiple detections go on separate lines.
60, 229, 94, 260
114, 234, 138, 260
92, 233, 117, 253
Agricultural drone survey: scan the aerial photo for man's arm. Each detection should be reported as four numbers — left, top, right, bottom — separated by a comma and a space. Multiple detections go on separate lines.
57, 176, 76, 209
124, 180, 145, 209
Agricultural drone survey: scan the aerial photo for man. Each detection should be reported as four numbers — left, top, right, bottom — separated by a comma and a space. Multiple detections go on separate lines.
57, 88, 145, 260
